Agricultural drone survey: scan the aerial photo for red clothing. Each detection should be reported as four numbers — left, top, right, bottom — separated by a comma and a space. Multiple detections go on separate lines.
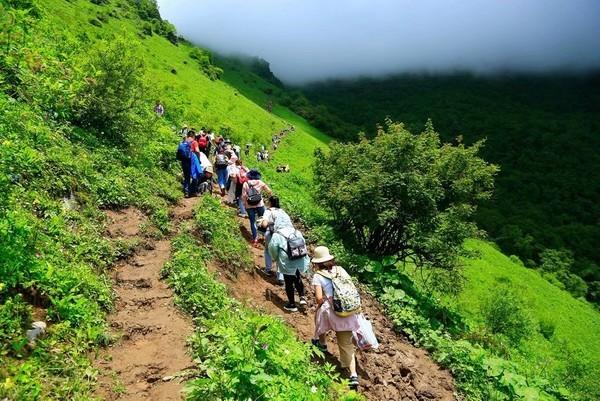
190, 140, 200, 154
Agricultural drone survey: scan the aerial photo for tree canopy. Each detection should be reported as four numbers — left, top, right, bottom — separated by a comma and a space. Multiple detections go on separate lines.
314, 119, 498, 269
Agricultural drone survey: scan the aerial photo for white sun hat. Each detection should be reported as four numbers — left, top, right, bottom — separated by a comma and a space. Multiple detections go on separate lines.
311, 246, 334, 264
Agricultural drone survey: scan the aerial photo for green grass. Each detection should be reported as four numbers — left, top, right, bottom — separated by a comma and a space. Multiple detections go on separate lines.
458, 240, 600, 393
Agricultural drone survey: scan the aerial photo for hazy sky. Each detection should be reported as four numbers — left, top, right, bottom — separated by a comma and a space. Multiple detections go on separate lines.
157, 0, 600, 84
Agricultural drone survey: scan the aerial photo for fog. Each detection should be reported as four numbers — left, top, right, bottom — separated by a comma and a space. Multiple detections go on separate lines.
157, 0, 600, 84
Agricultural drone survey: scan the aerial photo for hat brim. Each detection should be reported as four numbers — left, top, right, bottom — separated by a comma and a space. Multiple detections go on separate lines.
311, 255, 334, 264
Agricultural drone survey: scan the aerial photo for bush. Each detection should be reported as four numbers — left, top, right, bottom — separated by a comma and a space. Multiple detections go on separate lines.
539, 319, 556, 340
480, 286, 534, 343
72, 37, 147, 143
314, 118, 498, 270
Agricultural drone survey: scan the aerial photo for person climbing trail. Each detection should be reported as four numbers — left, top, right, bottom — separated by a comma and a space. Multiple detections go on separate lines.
214, 148, 229, 196
260, 196, 293, 283
266, 203, 310, 312
311, 246, 361, 389
234, 159, 249, 217
242, 169, 271, 246
176, 132, 194, 197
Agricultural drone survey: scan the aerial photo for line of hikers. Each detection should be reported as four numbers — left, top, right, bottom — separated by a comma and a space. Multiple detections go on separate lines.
175, 127, 377, 389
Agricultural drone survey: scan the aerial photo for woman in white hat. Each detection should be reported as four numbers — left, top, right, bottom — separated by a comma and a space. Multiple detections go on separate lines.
311, 246, 360, 389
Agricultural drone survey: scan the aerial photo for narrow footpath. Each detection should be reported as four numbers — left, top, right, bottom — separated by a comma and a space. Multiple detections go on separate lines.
207, 208, 457, 401
95, 198, 198, 401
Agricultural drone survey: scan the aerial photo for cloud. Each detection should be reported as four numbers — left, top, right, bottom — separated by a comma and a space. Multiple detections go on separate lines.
157, 0, 600, 84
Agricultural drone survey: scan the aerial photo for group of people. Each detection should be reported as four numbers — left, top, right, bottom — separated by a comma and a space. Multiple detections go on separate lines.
175, 126, 367, 389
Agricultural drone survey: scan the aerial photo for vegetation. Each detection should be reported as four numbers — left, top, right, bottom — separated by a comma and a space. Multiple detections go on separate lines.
297, 73, 600, 303
314, 119, 498, 268
1, 0, 599, 400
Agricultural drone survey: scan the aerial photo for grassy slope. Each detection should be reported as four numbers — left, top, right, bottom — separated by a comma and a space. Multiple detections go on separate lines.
26, 0, 600, 398
461, 240, 600, 365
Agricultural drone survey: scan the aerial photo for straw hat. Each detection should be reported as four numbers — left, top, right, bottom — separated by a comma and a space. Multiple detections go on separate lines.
204, 165, 214, 174
311, 246, 334, 264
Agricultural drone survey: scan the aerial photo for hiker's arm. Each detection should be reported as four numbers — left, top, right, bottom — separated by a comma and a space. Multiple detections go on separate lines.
314, 284, 325, 306
262, 183, 272, 195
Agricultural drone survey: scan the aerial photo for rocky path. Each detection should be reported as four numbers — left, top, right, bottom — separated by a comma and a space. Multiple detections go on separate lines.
95, 199, 198, 401
208, 209, 457, 401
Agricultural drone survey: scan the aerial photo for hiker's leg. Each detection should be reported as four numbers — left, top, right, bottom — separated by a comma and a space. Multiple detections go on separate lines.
247, 208, 258, 240
264, 231, 273, 272
283, 274, 296, 305
238, 197, 247, 216
181, 162, 191, 195
336, 331, 357, 376
294, 269, 305, 297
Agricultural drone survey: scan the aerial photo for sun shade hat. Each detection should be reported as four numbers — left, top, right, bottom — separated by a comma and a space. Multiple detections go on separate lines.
204, 165, 214, 174
311, 246, 334, 264
247, 169, 261, 180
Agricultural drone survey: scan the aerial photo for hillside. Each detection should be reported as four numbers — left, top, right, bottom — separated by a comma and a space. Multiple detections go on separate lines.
298, 74, 600, 302
1, 1, 600, 401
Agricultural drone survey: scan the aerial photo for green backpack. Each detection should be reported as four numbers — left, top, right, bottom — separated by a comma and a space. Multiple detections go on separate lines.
316, 266, 361, 317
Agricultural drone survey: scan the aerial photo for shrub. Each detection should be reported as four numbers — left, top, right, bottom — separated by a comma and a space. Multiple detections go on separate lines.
72, 37, 147, 143
539, 319, 556, 340
480, 286, 534, 343
314, 119, 498, 270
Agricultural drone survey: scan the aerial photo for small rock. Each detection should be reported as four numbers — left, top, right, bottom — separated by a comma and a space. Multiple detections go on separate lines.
146, 374, 162, 383
162, 375, 174, 382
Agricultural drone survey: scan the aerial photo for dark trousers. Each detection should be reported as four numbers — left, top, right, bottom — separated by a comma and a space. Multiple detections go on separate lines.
181, 160, 191, 195
284, 270, 304, 305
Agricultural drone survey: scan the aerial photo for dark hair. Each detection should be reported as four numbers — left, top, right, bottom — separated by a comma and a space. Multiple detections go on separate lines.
268, 196, 280, 208
186, 131, 194, 138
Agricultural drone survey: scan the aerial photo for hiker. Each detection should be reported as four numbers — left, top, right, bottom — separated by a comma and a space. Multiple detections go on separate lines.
266, 199, 309, 312
234, 159, 249, 217
197, 132, 209, 157
242, 169, 271, 246
190, 147, 203, 196
154, 101, 164, 117
197, 165, 214, 194
205, 129, 213, 155
214, 149, 229, 196
176, 132, 194, 197
260, 196, 293, 283
245, 143, 252, 157
311, 246, 360, 389
226, 154, 241, 205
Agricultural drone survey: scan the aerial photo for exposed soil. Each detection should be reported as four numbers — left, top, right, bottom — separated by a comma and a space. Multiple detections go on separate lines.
209, 208, 457, 401
95, 200, 198, 401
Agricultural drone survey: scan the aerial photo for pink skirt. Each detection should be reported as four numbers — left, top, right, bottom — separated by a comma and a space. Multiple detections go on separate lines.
314, 301, 360, 337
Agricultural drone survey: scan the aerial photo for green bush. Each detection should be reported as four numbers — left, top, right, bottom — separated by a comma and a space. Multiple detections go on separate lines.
73, 37, 147, 143
314, 119, 498, 270
480, 286, 534, 343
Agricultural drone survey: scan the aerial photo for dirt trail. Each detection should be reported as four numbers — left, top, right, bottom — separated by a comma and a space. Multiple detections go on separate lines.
95, 199, 198, 401
211, 208, 456, 401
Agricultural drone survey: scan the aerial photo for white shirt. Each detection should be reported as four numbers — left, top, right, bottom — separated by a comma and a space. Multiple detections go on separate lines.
199, 152, 211, 168
312, 266, 351, 298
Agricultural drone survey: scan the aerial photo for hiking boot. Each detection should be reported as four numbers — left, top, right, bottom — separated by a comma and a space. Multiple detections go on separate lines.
277, 279, 285, 286
264, 270, 275, 277
283, 303, 298, 312
311, 338, 328, 353
348, 376, 359, 389
299, 296, 307, 306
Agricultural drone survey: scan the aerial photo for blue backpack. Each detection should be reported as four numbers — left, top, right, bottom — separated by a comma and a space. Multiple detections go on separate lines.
176, 141, 192, 161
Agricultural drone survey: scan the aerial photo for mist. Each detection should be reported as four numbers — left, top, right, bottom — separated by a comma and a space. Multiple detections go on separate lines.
157, 0, 600, 84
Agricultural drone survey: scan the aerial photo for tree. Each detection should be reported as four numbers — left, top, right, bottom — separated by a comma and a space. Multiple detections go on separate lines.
314, 119, 498, 270
73, 38, 146, 142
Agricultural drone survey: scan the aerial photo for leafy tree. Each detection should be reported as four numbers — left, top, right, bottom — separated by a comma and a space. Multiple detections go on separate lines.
314, 119, 498, 270
72, 37, 147, 142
